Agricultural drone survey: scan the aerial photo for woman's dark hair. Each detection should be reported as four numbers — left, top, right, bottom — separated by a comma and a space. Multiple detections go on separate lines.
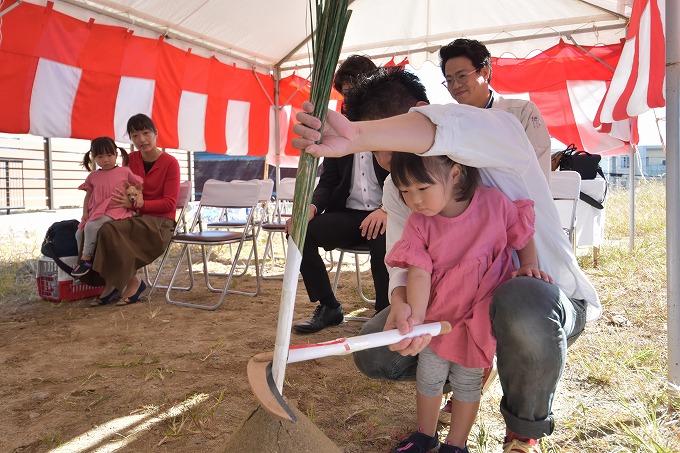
126, 113, 157, 136
343, 67, 429, 121
390, 153, 479, 202
333, 55, 378, 93
439, 38, 493, 84
82, 136, 129, 171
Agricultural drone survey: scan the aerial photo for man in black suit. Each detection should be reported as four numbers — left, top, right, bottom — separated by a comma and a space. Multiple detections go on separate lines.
290, 149, 390, 333
289, 56, 389, 334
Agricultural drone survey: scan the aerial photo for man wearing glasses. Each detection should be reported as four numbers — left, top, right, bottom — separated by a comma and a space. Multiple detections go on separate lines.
440, 39, 552, 181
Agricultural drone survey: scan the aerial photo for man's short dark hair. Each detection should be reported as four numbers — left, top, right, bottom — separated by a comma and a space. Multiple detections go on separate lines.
343, 67, 429, 121
333, 55, 378, 93
439, 39, 493, 84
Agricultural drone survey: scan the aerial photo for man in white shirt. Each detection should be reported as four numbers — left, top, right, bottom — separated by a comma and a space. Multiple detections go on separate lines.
292, 68, 598, 453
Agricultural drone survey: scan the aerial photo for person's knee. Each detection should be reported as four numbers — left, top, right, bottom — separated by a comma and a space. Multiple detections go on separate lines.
491, 277, 562, 346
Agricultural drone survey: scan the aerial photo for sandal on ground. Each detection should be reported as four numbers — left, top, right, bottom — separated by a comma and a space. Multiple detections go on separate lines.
392, 430, 440, 453
503, 439, 541, 453
90, 289, 122, 307
116, 280, 147, 306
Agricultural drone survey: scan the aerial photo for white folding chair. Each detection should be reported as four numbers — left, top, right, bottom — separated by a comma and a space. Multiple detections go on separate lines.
165, 179, 262, 310
331, 244, 375, 322
145, 180, 193, 293
550, 170, 581, 251
206, 179, 274, 276
259, 177, 296, 279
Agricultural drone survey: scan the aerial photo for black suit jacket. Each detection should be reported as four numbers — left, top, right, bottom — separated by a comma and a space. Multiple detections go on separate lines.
311, 154, 389, 214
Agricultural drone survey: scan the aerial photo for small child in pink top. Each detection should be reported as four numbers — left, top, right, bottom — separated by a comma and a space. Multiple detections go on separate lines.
385, 153, 552, 453
71, 137, 143, 277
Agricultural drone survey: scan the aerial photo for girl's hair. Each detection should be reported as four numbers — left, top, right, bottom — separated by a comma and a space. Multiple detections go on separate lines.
390, 153, 480, 202
82, 137, 129, 171
126, 113, 158, 136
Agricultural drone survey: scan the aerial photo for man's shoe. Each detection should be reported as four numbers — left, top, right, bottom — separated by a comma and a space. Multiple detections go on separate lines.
292, 304, 344, 333
392, 430, 439, 452
503, 439, 540, 453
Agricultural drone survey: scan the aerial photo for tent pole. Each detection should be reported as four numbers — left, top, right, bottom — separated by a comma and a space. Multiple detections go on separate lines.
629, 143, 635, 251
0, 0, 22, 18
274, 67, 282, 190
43, 137, 54, 210
666, 0, 680, 407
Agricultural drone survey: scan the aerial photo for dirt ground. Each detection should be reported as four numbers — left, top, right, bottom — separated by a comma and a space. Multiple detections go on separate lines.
1, 234, 599, 453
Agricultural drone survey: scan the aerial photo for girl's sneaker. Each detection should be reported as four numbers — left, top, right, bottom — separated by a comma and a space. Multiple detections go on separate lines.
71, 260, 92, 277
439, 443, 469, 453
393, 430, 439, 452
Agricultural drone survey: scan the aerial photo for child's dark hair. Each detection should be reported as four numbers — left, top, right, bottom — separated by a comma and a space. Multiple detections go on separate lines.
82, 137, 129, 171
390, 153, 480, 202
126, 113, 158, 137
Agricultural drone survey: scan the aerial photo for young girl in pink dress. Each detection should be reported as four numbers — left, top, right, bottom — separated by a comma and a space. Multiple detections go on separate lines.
71, 137, 143, 277
385, 153, 553, 453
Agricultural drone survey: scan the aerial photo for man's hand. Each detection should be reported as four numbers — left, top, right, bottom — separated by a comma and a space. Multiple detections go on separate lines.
511, 265, 553, 283
385, 289, 432, 356
360, 209, 386, 239
284, 204, 316, 234
291, 101, 358, 158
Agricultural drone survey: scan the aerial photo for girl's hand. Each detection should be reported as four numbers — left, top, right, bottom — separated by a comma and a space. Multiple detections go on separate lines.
511, 265, 553, 284
386, 297, 432, 356
291, 101, 358, 158
111, 187, 132, 209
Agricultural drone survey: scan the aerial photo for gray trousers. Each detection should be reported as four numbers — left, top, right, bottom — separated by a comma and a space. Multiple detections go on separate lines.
75, 215, 113, 258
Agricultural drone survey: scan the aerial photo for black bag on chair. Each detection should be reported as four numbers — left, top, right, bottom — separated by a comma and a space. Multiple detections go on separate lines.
556, 144, 608, 210
558, 145, 602, 180
40, 219, 80, 274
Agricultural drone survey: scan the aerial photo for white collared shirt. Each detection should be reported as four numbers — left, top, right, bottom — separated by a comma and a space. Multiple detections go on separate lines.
346, 152, 382, 211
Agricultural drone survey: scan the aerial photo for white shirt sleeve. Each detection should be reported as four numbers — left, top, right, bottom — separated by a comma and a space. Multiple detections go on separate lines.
382, 176, 409, 302
411, 103, 534, 175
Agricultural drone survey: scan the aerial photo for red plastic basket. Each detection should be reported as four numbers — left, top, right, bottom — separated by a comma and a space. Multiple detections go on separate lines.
37, 257, 103, 302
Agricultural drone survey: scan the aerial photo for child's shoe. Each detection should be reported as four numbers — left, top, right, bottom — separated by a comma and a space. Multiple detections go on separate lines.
438, 442, 469, 453
392, 429, 439, 452
71, 259, 92, 277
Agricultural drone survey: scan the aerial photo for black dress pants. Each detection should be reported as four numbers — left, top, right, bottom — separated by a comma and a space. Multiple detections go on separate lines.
300, 209, 389, 312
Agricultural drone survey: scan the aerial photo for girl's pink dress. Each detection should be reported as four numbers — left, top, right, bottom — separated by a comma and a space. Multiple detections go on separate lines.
385, 185, 535, 369
78, 166, 144, 230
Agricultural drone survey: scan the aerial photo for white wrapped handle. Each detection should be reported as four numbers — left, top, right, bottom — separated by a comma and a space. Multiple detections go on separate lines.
287, 321, 451, 364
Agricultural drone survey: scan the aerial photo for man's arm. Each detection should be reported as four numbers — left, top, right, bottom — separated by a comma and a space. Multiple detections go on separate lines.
293, 101, 533, 176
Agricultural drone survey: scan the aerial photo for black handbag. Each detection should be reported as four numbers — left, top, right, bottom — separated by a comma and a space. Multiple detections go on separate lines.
555, 144, 608, 210
40, 219, 80, 274
559, 145, 602, 180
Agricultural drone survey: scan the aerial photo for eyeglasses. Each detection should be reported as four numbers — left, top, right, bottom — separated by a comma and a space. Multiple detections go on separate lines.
441, 69, 479, 88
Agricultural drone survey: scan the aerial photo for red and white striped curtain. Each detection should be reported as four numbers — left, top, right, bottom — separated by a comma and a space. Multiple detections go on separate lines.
0, 1, 343, 161
492, 39, 632, 156
594, 0, 665, 128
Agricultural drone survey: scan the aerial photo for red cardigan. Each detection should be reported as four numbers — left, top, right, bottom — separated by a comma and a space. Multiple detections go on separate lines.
127, 151, 180, 220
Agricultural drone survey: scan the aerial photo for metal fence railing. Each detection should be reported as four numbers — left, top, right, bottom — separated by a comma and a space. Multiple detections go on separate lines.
0, 158, 25, 214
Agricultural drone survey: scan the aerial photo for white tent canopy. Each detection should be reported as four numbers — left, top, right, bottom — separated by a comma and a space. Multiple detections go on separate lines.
51, 0, 632, 73
7, 0, 677, 397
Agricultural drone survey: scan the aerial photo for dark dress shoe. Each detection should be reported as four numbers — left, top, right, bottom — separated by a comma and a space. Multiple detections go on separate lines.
293, 304, 344, 334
